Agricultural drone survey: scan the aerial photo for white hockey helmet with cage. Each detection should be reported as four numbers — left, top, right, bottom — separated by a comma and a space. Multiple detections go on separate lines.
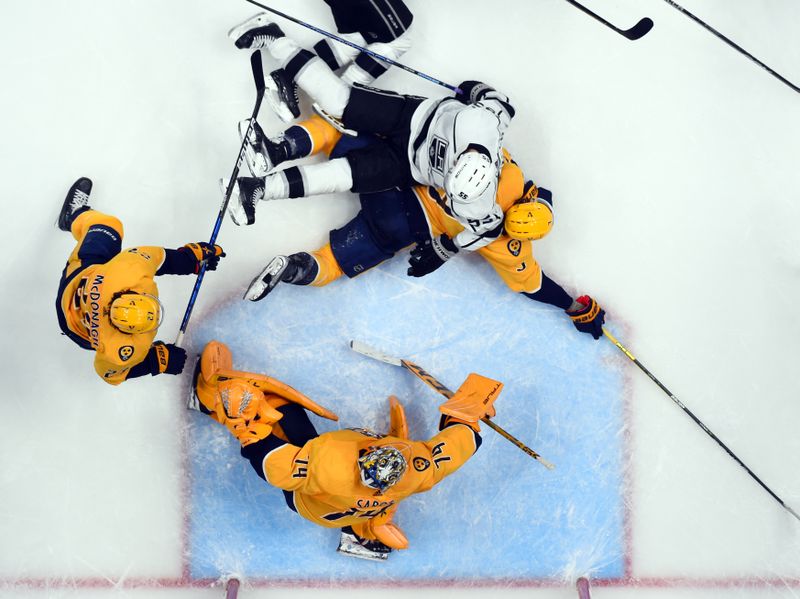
443, 150, 497, 218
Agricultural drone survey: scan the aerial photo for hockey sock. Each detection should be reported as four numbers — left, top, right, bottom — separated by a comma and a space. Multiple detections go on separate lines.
283, 50, 351, 117
341, 30, 414, 86
278, 158, 354, 199
310, 243, 345, 286
296, 115, 343, 157
313, 33, 365, 71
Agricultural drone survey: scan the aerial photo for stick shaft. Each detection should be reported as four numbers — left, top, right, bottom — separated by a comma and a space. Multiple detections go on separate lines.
175, 51, 266, 345
347, 341, 553, 468
603, 328, 800, 521
661, 0, 798, 93
399, 359, 554, 468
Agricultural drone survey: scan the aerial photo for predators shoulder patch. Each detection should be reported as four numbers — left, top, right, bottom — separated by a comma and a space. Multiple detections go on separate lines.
507, 239, 522, 257
119, 345, 134, 361
413, 457, 431, 472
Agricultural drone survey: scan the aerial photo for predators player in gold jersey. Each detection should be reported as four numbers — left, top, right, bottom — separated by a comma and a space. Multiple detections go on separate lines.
56, 177, 225, 385
236, 115, 605, 339
191, 340, 502, 561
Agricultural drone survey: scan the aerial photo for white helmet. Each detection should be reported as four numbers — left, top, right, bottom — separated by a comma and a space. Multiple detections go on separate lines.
444, 151, 496, 207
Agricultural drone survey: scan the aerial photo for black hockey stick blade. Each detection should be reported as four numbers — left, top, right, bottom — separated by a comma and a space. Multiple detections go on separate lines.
622, 17, 654, 40
563, 0, 653, 41
250, 49, 266, 92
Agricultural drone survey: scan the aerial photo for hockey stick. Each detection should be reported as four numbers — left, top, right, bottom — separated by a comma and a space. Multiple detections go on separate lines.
603, 328, 800, 522
239, 0, 461, 93
175, 50, 266, 346
660, 0, 799, 94
562, 0, 653, 40
350, 340, 555, 470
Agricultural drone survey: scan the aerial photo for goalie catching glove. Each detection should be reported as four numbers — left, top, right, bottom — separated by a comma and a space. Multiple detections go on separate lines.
566, 295, 605, 340
439, 373, 503, 432
215, 379, 284, 446
407, 234, 458, 278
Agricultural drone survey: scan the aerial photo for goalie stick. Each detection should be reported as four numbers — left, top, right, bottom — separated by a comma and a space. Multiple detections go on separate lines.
349, 340, 555, 470
603, 328, 800, 523
563, 0, 653, 41
175, 50, 266, 346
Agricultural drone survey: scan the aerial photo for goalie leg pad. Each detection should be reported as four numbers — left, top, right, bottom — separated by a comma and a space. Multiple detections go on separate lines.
388, 396, 408, 440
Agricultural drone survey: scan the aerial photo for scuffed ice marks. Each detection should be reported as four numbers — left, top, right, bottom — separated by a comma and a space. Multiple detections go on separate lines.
186, 255, 627, 580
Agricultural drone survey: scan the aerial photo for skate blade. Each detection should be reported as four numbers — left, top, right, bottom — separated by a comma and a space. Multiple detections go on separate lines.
238, 119, 270, 177
262, 76, 299, 124
336, 538, 389, 562
243, 256, 288, 302
222, 178, 251, 226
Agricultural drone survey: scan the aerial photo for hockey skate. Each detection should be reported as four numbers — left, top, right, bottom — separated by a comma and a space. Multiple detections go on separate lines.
312, 103, 356, 137
237, 119, 291, 177
265, 68, 301, 123
244, 256, 289, 302
227, 13, 285, 50
336, 528, 392, 562
244, 253, 318, 302
225, 176, 263, 226
57, 177, 92, 231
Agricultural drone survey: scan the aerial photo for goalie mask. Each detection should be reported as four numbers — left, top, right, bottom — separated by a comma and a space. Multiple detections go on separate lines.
358, 446, 408, 492
109, 292, 164, 334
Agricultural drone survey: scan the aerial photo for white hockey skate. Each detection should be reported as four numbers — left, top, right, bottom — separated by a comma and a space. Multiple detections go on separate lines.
227, 13, 284, 50
244, 255, 289, 302
264, 68, 301, 123
223, 177, 262, 226
238, 119, 270, 177
336, 529, 391, 562
237, 119, 290, 177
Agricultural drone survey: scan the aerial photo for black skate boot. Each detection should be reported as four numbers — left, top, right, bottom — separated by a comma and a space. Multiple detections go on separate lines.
336, 526, 392, 561
227, 13, 285, 49
244, 252, 319, 302
238, 119, 294, 177
226, 176, 264, 226
265, 68, 301, 123
57, 177, 93, 231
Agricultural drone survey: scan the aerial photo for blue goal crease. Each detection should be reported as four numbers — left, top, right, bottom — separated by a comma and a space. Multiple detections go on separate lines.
186, 257, 627, 581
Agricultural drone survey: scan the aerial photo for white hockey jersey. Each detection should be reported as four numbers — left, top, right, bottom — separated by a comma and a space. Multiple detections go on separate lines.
407, 92, 514, 250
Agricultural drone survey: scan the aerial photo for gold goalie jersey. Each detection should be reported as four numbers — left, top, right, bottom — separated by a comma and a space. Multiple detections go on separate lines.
59, 244, 166, 384
261, 424, 480, 529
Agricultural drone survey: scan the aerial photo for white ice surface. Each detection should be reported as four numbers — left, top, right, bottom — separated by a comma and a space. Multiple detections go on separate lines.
1, 0, 799, 597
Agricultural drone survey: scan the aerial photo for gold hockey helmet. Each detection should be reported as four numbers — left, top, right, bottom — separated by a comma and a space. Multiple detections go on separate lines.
109, 292, 163, 334
218, 379, 265, 420
504, 198, 554, 241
